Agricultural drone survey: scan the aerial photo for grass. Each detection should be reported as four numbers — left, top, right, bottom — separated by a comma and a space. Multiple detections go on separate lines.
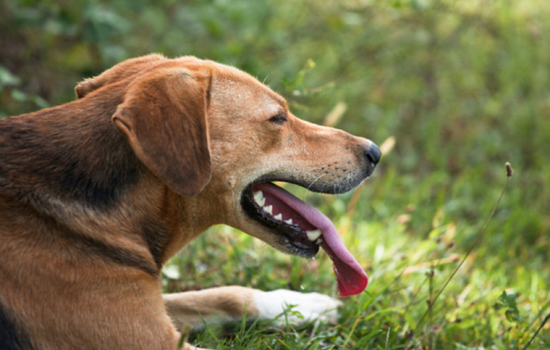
2, 0, 550, 348
162, 161, 549, 349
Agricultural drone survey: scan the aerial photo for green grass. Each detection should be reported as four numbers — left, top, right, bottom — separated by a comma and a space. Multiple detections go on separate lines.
2, 0, 550, 348
163, 169, 549, 349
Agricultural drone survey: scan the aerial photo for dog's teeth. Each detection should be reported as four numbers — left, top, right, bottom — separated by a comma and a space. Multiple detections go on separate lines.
284, 218, 293, 225
316, 238, 323, 245
263, 205, 273, 215
306, 229, 322, 241
258, 197, 266, 207
253, 191, 266, 206
274, 213, 282, 221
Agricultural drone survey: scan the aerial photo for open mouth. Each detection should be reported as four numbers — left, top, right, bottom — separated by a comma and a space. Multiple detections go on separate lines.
241, 180, 369, 297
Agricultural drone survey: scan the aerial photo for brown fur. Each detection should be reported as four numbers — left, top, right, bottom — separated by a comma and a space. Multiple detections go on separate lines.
0, 54, 378, 350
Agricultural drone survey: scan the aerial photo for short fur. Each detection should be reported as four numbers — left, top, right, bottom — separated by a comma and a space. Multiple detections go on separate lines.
0, 55, 378, 350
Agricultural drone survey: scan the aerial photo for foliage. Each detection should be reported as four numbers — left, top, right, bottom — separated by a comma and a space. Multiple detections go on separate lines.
494, 291, 520, 323
2, 0, 550, 348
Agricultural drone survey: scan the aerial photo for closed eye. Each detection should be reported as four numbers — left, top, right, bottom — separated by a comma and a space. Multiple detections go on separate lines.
269, 112, 287, 124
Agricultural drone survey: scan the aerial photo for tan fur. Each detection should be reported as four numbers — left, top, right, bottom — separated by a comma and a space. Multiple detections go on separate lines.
0, 54, 377, 350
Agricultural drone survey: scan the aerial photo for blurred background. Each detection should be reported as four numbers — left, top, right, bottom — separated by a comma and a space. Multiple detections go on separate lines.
1, 0, 549, 348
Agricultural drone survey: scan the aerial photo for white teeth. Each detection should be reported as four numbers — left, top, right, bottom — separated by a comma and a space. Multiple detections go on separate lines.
253, 191, 266, 207
253, 190, 262, 202
306, 229, 322, 241
316, 238, 323, 245
263, 205, 273, 215
284, 218, 293, 225
274, 213, 282, 221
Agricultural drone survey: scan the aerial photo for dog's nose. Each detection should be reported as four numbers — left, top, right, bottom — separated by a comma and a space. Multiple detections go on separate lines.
365, 143, 381, 167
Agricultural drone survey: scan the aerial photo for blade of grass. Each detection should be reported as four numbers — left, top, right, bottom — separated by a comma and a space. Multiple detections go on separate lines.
522, 314, 550, 350
343, 317, 361, 348
199, 313, 227, 350
408, 163, 513, 343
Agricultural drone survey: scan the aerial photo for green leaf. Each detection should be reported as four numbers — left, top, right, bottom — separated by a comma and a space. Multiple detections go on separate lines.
0, 67, 21, 87
33, 96, 50, 109
494, 291, 520, 323
505, 308, 520, 323
11, 89, 27, 102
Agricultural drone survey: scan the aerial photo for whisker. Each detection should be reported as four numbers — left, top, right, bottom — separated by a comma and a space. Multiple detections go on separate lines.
303, 173, 327, 201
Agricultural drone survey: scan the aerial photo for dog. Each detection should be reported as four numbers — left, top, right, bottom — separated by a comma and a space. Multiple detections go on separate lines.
0, 54, 380, 350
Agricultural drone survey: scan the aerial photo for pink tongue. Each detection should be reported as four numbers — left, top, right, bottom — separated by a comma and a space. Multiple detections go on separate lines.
256, 183, 368, 297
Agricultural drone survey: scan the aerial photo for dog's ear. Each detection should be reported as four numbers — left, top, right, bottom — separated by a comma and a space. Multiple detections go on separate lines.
112, 67, 212, 197
75, 54, 166, 99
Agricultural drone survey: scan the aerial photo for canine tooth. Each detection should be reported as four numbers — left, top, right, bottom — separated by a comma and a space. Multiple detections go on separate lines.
253, 190, 262, 202
284, 219, 293, 225
306, 229, 322, 241
263, 205, 273, 215
316, 238, 323, 245
274, 213, 282, 221
253, 191, 266, 206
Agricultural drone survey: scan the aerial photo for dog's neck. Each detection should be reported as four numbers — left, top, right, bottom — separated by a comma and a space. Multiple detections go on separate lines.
0, 94, 140, 207
0, 94, 215, 273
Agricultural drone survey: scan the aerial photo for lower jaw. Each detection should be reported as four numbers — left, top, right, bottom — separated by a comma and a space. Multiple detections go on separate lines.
278, 235, 320, 258
242, 217, 320, 258
240, 203, 320, 257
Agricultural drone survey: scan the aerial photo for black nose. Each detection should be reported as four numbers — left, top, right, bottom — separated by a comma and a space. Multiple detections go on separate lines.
365, 143, 381, 167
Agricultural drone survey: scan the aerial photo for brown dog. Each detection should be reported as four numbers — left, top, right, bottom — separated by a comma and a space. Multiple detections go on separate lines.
0, 54, 380, 350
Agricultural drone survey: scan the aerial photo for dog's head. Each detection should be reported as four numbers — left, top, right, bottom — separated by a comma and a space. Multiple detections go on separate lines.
77, 54, 381, 296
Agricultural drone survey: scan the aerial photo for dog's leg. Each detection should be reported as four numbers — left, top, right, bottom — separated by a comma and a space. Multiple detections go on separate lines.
163, 286, 342, 331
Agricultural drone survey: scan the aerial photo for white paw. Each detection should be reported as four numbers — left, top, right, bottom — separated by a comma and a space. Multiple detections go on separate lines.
253, 289, 342, 325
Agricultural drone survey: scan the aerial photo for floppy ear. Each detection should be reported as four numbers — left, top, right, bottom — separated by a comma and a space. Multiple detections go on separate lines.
112, 67, 212, 197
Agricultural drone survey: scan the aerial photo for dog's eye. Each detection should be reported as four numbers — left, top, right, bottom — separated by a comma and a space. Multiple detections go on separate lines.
269, 112, 287, 124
